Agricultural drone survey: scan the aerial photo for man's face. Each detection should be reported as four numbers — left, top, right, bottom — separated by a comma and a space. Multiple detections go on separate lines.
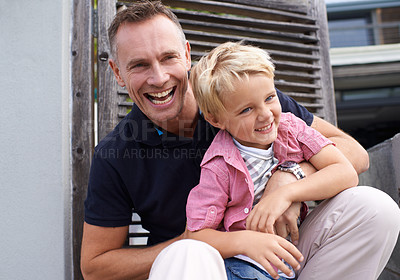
109, 15, 191, 124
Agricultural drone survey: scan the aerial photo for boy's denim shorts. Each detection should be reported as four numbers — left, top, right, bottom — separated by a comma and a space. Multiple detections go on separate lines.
224, 257, 289, 280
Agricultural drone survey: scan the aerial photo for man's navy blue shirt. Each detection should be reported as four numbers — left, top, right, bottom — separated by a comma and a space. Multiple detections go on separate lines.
85, 90, 313, 245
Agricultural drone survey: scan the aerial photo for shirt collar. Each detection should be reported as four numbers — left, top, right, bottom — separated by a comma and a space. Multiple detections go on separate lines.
129, 105, 207, 148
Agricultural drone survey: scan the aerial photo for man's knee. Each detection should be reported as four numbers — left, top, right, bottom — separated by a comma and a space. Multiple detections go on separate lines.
150, 240, 227, 280
160, 239, 220, 256
340, 186, 400, 232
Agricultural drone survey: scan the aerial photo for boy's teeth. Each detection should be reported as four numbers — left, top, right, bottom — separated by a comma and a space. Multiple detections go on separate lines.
256, 123, 272, 131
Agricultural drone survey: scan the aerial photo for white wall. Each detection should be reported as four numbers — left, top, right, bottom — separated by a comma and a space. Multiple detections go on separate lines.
0, 1, 72, 279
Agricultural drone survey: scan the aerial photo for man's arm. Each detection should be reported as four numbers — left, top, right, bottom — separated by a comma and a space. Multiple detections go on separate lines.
81, 222, 180, 280
247, 116, 368, 242
278, 90, 368, 174
311, 116, 369, 174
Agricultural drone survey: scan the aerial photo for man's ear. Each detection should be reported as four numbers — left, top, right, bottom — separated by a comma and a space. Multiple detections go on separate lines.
109, 59, 126, 87
205, 114, 225, 130
185, 41, 191, 71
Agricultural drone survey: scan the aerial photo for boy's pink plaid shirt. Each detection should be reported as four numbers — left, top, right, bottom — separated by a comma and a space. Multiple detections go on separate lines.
186, 112, 333, 232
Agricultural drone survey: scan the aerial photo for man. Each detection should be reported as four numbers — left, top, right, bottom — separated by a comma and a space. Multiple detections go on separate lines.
81, 1, 400, 279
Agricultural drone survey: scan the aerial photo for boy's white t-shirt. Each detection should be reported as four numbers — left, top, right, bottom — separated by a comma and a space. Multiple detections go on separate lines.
232, 139, 295, 279
232, 139, 278, 205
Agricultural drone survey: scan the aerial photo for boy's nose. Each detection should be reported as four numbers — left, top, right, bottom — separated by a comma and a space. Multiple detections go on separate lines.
257, 107, 272, 122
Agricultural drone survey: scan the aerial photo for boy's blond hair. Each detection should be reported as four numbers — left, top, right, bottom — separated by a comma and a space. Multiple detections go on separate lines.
190, 42, 275, 120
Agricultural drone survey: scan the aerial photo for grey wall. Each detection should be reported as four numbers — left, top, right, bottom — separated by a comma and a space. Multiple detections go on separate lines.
0, 1, 72, 279
359, 133, 400, 280
359, 133, 400, 204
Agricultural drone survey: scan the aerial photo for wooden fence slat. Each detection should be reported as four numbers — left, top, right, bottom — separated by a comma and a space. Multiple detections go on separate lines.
185, 30, 320, 52
162, 0, 315, 22
173, 9, 318, 33
190, 48, 320, 63
179, 19, 318, 43
216, 0, 309, 14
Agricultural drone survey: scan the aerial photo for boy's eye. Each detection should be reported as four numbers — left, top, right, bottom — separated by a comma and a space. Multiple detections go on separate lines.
265, 94, 275, 102
240, 107, 251, 114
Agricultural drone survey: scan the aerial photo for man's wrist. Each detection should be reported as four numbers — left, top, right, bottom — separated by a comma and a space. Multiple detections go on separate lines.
277, 161, 306, 180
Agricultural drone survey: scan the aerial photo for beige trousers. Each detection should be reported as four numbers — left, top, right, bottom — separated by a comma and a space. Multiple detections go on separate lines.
149, 186, 400, 280
296, 186, 400, 280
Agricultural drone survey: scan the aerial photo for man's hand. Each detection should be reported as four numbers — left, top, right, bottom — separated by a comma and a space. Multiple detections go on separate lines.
272, 202, 301, 245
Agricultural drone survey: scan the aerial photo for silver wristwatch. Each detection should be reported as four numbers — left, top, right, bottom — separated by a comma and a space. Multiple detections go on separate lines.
277, 161, 306, 180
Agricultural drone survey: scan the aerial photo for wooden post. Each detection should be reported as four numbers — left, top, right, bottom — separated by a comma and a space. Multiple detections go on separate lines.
97, 0, 120, 140
311, 0, 337, 125
71, 0, 94, 278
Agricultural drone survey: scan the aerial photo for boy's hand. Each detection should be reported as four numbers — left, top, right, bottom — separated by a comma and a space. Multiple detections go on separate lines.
237, 231, 303, 279
246, 189, 292, 235
246, 168, 306, 244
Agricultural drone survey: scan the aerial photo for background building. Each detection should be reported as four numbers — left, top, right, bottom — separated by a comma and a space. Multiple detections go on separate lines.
327, 0, 400, 148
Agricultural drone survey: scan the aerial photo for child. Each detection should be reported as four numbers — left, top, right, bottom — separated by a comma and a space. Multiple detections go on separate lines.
185, 42, 358, 280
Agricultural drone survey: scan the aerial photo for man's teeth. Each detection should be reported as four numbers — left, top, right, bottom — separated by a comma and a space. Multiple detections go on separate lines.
148, 89, 172, 98
255, 123, 272, 131
147, 89, 173, 104
151, 94, 173, 104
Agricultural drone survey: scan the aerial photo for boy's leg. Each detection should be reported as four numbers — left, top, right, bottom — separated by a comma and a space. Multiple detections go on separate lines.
297, 186, 400, 280
224, 257, 289, 280
149, 239, 227, 280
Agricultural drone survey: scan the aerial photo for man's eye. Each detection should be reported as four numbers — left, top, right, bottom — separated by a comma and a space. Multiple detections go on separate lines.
133, 63, 145, 68
164, 55, 177, 61
129, 62, 149, 70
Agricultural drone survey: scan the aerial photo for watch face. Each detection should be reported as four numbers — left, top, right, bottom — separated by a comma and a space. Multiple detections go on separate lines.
280, 161, 297, 169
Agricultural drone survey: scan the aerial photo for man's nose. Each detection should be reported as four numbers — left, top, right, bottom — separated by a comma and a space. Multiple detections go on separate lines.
148, 63, 169, 87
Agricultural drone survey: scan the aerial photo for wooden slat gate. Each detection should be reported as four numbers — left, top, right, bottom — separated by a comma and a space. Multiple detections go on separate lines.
72, 0, 336, 278
97, 0, 336, 143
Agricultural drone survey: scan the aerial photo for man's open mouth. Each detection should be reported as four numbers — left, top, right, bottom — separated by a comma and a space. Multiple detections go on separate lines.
145, 87, 175, 105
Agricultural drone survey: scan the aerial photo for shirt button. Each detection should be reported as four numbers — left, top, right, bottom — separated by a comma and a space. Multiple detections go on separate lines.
244, 208, 249, 214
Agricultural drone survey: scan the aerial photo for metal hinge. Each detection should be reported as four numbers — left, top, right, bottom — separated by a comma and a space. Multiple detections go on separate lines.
92, 8, 98, 38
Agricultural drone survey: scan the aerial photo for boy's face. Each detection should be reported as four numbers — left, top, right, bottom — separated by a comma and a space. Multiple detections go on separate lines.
212, 74, 281, 149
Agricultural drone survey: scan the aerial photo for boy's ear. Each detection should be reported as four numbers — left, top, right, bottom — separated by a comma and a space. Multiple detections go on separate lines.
205, 114, 225, 130
109, 59, 126, 88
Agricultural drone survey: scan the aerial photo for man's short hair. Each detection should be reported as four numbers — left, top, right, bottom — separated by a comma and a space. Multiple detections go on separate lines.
190, 42, 275, 120
108, 0, 185, 61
